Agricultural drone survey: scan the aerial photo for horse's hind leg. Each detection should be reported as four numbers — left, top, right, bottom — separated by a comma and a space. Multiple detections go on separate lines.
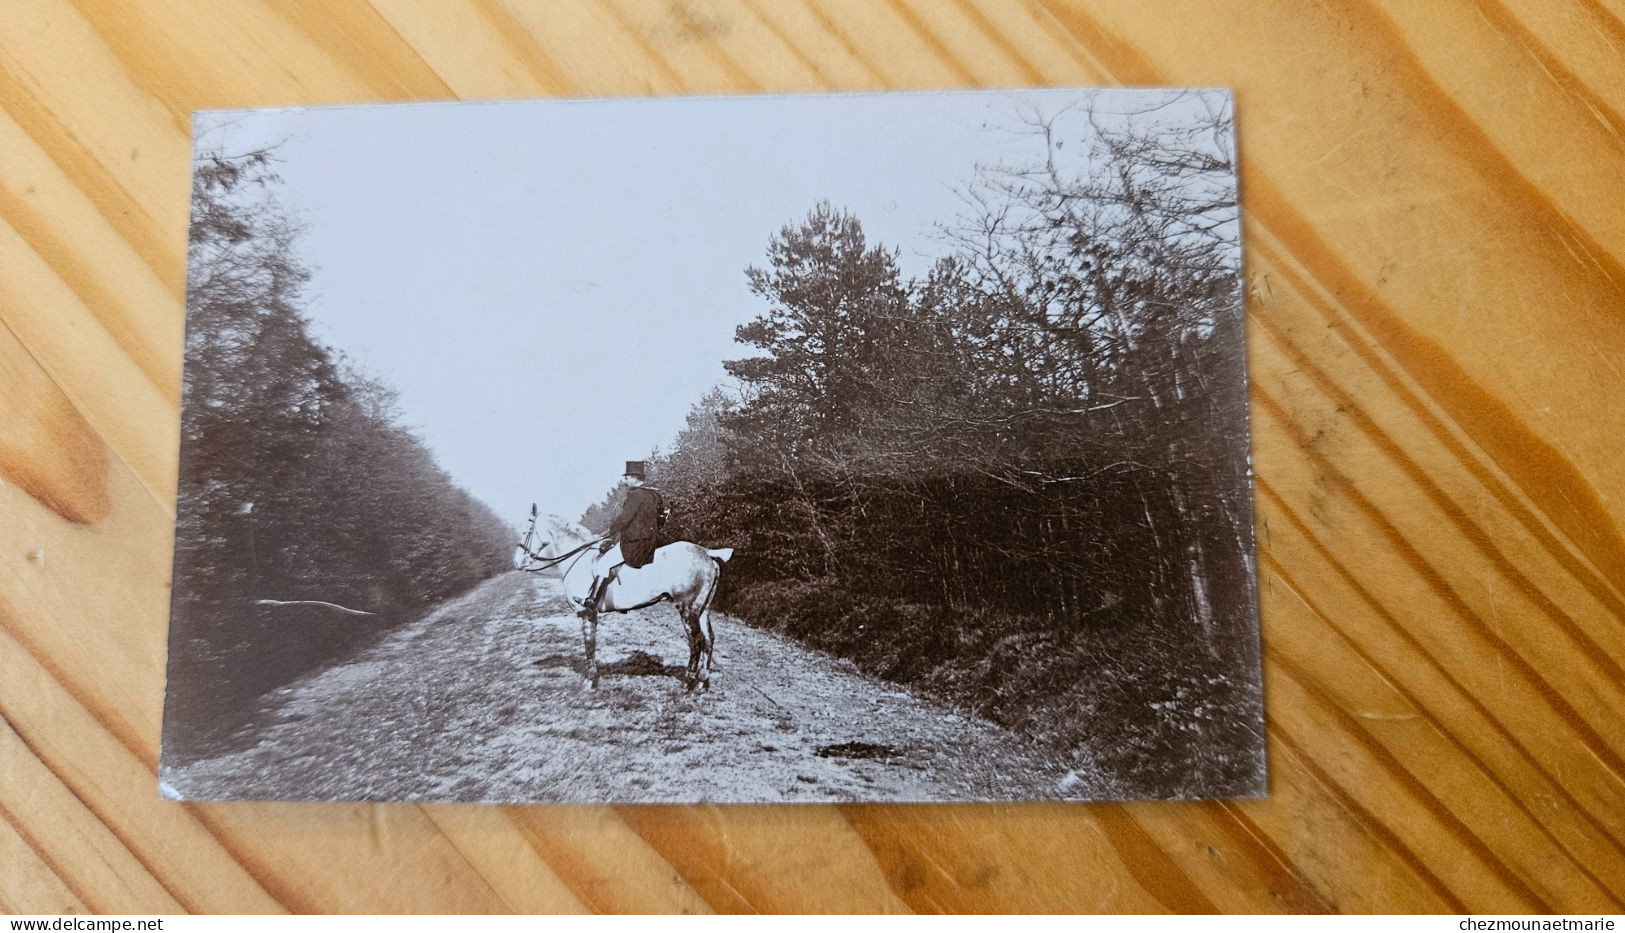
696, 616, 711, 691
682, 609, 707, 692
700, 570, 720, 673
700, 609, 715, 674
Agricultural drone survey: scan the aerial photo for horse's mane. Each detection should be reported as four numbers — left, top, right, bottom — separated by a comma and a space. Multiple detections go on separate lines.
544, 515, 594, 547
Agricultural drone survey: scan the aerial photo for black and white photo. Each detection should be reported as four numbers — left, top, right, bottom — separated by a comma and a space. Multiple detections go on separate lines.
160, 88, 1264, 803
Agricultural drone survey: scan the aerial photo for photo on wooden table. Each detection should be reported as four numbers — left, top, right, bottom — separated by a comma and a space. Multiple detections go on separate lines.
159, 88, 1264, 803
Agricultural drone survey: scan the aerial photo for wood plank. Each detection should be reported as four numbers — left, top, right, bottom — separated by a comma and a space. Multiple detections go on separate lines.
0, 0, 1619, 913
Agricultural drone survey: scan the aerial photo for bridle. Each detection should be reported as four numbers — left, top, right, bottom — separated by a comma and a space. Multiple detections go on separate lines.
515, 508, 607, 589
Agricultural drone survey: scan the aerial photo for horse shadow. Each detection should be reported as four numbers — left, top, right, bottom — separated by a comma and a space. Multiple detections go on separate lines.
533, 650, 686, 683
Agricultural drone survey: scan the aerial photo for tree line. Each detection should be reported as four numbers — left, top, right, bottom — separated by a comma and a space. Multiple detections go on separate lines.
587, 92, 1263, 796
164, 145, 514, 760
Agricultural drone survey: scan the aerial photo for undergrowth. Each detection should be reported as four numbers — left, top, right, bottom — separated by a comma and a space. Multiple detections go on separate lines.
724, 578, 1264, 799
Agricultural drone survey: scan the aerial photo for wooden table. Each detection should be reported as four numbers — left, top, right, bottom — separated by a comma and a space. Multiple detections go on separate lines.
3, 0, 1622, 914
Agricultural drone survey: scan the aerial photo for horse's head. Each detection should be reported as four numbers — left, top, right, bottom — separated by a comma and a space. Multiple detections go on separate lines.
514, 503, 540, 570
532, 525, 562, 560
516, 507, 595, 570
515, 503, 567, 569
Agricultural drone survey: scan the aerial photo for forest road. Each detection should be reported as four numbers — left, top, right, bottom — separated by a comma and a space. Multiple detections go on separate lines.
163, 571, 1105, 802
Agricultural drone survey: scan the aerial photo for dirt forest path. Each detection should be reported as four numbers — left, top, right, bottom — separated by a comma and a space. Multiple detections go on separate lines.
163, 572, 1104, 803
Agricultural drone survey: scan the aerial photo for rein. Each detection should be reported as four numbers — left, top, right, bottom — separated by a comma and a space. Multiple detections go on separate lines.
517, 536, 604, 572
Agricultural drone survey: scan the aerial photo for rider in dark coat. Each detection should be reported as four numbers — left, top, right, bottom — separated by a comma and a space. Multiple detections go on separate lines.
582, 461, 667, 615
609, 478, 663, 569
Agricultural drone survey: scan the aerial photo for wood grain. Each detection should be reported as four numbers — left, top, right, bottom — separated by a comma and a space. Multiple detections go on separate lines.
1, 0, 1621, 914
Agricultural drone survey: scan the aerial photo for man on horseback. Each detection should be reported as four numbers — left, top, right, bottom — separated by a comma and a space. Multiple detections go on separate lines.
580, 460, 668, 617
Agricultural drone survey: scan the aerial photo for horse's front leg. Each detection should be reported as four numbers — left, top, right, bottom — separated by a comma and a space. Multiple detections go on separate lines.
580, 611, 599, 690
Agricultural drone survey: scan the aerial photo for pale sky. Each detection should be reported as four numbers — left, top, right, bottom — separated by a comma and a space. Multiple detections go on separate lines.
195, 89, 1222, 528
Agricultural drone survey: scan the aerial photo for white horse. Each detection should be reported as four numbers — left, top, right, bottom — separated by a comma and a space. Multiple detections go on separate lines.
524, 513, 733, 691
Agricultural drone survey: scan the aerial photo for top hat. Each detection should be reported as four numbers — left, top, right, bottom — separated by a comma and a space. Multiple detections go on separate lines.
624, 460, 647, 479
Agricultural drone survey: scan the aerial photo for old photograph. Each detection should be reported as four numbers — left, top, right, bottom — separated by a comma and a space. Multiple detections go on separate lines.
159, 88, 1264, 803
